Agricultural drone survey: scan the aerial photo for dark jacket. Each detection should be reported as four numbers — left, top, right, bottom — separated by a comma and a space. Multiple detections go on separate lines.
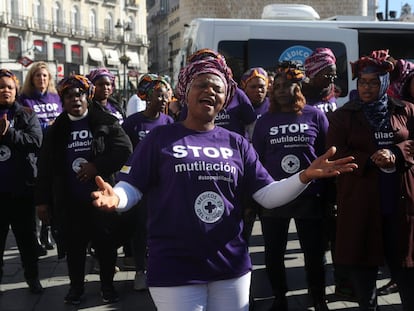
34, 105, 132, 257
327, 98, 414, 267
0, 101, 42, 194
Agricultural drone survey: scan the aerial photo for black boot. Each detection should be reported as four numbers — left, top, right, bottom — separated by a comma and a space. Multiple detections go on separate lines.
36, 238, 47, 257
40, 224, 54, 250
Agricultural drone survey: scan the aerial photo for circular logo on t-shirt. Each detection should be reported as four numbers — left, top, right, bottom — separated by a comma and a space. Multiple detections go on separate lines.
72, 157, 88, 173
281, 154, 300, 174
0, 145, 11, 161
194, 191, 225, 224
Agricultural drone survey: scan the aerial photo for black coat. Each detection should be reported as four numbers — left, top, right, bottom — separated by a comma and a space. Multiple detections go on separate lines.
34, 106, 132, 257
0, 101, 42, 194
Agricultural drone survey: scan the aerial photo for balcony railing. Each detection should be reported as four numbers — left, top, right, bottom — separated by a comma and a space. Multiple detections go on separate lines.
0, 12, 145, 47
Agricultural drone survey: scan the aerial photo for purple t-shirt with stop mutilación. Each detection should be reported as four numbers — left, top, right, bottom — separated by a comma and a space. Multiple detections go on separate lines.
117, 123, 273, 286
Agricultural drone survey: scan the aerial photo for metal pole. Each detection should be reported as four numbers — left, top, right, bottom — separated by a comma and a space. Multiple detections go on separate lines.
385, 0, 389, 20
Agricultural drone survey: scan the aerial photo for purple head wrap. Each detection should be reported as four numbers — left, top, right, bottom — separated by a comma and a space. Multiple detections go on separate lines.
86, 68, 116, 88
176, 58, 237, 107
240, 67, 269, 89
304, 48, 336, 78
57, 75, 95, 100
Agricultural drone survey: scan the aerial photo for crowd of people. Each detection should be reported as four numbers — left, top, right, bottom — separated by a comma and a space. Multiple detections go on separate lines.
0, 46, 413, 311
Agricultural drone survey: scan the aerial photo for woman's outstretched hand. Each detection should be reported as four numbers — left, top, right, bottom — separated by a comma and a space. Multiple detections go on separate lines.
299, 146, 357, 183
91, 176, 120, 211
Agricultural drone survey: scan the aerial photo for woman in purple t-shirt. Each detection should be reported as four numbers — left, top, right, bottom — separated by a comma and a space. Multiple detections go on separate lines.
91, 57, 357, 311
87, 68, 125, 124
252, 63, 329, 311
20, 61, 63, 254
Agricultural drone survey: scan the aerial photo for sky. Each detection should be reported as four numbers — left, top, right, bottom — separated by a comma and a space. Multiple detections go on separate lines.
377, 0, 414, 17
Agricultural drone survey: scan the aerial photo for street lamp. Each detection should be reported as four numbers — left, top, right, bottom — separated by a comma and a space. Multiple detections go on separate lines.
115, 19, 132, 102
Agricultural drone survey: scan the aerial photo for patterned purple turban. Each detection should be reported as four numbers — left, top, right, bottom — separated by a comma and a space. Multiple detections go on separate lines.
57, 75, 95, 100
137, 74, 171, 101
0, 69, 19, 90
350, 49, 394, 80
187, 48, 226, 63
86, 68, 116, 88
304, 48, 336, 78
175, 58, 237, 107
240, 67, 269, 89
388, 59, 414, 99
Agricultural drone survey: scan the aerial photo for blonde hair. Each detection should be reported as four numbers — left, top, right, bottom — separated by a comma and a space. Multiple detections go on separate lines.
21, 61, 57, 96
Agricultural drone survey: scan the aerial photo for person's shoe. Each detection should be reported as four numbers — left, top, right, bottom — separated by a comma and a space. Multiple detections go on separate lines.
101, 286, 119, 303
64, 287, 84, 305
133, 270, 148, 291
36, 241, 47, 257
122, 256, 136, 270
378, 280, 398, 295
334, 282, 357, 301
40, 225, 55, 250
26, 278, 44, 294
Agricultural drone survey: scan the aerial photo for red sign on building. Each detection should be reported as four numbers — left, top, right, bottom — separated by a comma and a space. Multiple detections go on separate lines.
18, 56, 33, 67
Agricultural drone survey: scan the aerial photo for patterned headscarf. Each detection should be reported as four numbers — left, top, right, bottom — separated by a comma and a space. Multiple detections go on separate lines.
137, 74, 171, 101
176, 58, 237, 107
350, 49, 394, 80
276, 61, 305, 83
187, 48, 225, 63
86, 68, 116, 88
304, 48, 336, 78
0, 69, 20, 90
240, 67, 269, 89
57, 75, 95, 100
351, 50, 395, 131
388, 58, 414, 99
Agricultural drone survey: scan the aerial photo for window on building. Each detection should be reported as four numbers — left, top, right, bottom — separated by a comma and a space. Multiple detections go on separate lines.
53, 42, 66, 64
71, 6, 79, 30
71, 45, 83, 64
8, 0, 19, 20
34, 39, 47, 61
8, 36, 22, 60
104, 13, 114, 40
89, 10, 96, 37
53, 2, 63, 29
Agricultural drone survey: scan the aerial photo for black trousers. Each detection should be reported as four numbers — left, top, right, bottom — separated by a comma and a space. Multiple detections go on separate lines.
261, 215, 326, 304
63, 203, 119, 291
0, 193, 39, 281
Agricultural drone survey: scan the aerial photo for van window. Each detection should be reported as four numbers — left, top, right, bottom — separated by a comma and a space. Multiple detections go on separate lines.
219, 39, 348, 97
358, 30, 414, 60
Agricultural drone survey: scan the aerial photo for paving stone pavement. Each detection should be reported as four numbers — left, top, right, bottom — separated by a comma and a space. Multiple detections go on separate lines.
0, 220, 402, 310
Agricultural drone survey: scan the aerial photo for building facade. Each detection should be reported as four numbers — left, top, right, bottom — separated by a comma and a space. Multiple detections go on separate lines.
146, 0, 379, 82
0, 0, 148, 99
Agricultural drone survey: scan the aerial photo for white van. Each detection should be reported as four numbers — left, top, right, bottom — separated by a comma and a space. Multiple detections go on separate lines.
179, 17, 414, 106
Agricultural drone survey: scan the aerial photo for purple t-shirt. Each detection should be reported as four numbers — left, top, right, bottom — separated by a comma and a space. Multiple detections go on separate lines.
252, 105, 328, 197
180, 88, 257, 136
118, 123, 273, 286
306, 96, 337, 114
20, 92, 62, 130
254, 97, 270, 120
104, 102, 124, 124
122, 112, 174, 147
65, 118, 95, 201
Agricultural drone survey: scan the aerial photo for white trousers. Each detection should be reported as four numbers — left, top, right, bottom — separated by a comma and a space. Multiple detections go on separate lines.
149, 272, 251, 311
